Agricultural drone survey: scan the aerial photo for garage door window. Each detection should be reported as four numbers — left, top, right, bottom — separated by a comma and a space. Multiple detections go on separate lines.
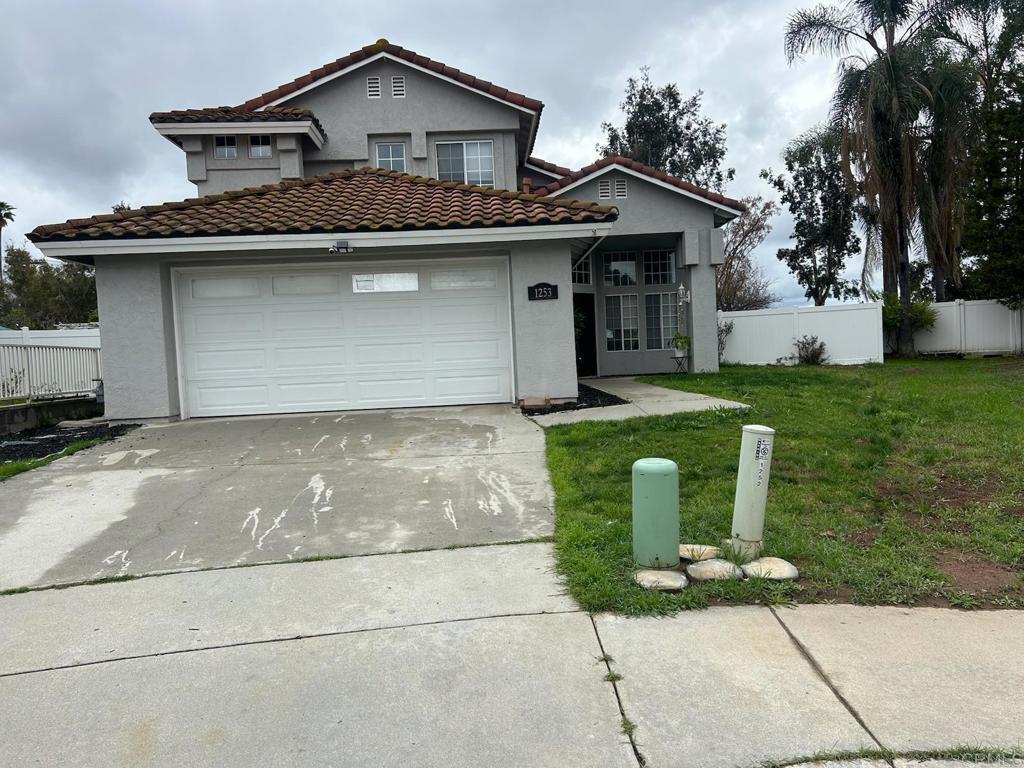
352, 272, 419, 293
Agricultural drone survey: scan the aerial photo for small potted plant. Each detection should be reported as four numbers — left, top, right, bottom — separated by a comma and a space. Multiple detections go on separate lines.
671, 332, 690, 358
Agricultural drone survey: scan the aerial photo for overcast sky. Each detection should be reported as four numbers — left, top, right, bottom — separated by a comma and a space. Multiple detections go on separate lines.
0, 0, 864, 305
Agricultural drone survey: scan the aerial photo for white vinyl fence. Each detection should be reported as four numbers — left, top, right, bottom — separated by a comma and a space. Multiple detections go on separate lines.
914, 300, 1023, 355
719, 303, 885, 365
0, 344, 102, 400
0, 327, 101, 348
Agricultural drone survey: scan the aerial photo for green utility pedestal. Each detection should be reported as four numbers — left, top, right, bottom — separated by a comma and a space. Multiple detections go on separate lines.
632, 458, 680, 568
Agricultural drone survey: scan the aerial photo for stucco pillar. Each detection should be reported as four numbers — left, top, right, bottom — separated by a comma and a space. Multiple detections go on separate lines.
686, 229, 721, 374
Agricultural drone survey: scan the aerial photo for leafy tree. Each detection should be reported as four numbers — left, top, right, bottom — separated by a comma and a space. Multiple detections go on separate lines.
112, 201, 132, 213
0, 245, 97, 329
598, 68, 735, 192
785, 0, 943, 353
0, 201, 14, 284
940, 0, 1024, 308
717, 196, 781, 310
762, 127, 860, 306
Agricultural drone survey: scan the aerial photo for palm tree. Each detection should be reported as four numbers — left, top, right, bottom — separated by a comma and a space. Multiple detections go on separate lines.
0, 201, 15, 285
785, 0, 950, 354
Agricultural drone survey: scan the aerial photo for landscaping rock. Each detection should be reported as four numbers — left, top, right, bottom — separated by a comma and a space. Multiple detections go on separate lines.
686, 558, 742, 582
634, 569, 688, 592
679, 543, 722, 562
741, 557, 799, 581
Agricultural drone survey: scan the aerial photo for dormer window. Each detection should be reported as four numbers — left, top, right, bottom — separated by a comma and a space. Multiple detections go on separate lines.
367, 76, 381, 98
392, 76, 406, 98
214, 136, 237, 160
249, 135, 272, 159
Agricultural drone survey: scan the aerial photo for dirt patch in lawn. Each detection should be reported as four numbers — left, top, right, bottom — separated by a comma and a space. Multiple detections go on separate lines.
1001, 506, 1024, 519
877, 468, 1000, 510
935, 550, 1022, 595
847, 527, 880, 547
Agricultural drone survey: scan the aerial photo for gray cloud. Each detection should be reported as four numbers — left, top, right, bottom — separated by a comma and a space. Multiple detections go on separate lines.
1, 0, 869, 301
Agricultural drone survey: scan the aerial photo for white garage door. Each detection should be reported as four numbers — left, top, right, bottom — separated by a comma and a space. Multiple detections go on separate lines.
175, 258, 513, 417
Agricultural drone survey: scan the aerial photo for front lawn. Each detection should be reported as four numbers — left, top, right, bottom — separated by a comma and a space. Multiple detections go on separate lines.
547, 358, 1024, 613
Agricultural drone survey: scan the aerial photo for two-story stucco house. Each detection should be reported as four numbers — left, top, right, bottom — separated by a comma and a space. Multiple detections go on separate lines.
29, 39, 743, 421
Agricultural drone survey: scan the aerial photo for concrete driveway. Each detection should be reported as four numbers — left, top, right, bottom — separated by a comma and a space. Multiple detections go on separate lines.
0, 405, 553, 591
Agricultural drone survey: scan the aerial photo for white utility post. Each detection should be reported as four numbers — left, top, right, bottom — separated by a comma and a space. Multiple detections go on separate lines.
729, 424, 775, 558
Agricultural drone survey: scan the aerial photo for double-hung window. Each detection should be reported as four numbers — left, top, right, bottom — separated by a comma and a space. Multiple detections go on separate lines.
214, 136, 237, 160
436, 141, 494, 187
376, 142, 406, 172
249, 135, 272, 159
606, 295, 639, 352
645, 293, 678, 350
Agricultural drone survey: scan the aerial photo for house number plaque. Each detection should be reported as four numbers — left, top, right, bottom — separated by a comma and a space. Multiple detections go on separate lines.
528, 283, 558, 301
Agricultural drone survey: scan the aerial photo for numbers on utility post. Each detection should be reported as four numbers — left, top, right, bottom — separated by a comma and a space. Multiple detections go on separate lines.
753, 437, 773, 488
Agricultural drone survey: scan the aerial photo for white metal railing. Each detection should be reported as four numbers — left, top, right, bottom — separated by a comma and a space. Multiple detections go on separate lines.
0, 344, 102, 401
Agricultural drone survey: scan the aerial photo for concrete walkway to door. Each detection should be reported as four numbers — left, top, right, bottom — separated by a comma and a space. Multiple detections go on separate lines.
529, 376, 747, 427
0, 405, 552, 591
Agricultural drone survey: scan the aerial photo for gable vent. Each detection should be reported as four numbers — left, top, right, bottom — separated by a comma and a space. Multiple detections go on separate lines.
598, 179, 612, 199
392, 75, 406, 98
367, 76, 381, 99
614, 178, 628, 198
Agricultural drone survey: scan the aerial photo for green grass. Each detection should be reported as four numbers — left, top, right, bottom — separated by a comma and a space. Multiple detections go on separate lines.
546, 358, 1024, 614
0, 437, 109, 482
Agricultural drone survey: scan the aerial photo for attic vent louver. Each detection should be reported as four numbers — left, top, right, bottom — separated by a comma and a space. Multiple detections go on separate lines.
614, 178, 628, 198
367, 76, 381, 98
598, 179, 612, 199
392, 75, 406, 98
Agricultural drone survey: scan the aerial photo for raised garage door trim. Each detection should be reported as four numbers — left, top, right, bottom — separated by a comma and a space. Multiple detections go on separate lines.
173, 257, 513, 418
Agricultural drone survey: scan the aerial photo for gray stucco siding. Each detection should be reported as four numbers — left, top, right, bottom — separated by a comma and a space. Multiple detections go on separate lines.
94, 255, 180, 420
284, 59, 525, 189
92, 240, 578, 420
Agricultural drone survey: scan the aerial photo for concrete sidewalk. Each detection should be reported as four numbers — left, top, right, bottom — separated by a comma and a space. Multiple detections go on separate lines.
3, 542, 1022, 767
530, 377, 747, 427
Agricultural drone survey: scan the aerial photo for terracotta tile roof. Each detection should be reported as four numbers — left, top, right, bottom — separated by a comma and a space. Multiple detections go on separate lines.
238, 39, 544, 115
28, 168, 616, 243
535, 156, 746, 212
525, 156, 572, 177
149, 106, 327, 138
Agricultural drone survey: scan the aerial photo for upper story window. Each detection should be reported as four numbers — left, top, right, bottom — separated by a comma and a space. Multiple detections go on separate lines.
603, 252, 637, 287
249, 135, 272, 159
643, 250, 675, 285
392, 76, 406, 98
598, 179, 612, 199
614, 178, 628, 198
376, 142, 406, 172
367, 76, 382, 98
213, 135, 237, 160
572, 254, 592, 285
436, 141, 494, 187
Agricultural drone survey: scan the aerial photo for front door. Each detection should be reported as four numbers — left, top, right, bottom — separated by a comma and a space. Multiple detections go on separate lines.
573, 293, 598, 377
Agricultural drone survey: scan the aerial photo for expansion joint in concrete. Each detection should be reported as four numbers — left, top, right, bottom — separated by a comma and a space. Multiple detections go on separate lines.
589, 613, 648, 768
769, 606, 893, 766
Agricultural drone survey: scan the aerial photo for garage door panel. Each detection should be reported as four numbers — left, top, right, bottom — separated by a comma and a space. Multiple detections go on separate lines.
274, 344, 349, 371
433, 338, 502, 365
177, 258, 512, 417
193, 348, 266, 375
428, 301, 500, 327
193, 383, 270, 410
275, 380, 350, 407
189, 311, 264, 341
353, 340, 425, 366
271, 273, 340, 296
271, 308, 345, 335
435, 373, 504, 399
